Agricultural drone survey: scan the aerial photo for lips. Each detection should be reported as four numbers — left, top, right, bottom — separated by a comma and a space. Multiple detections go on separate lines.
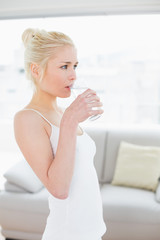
65, 84, 73, 89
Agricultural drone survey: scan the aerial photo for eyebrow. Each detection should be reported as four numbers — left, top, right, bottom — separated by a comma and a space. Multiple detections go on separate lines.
60, 61, 79, 64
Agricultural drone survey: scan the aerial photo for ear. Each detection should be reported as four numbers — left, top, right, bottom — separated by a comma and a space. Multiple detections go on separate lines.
30, 63, 40, 79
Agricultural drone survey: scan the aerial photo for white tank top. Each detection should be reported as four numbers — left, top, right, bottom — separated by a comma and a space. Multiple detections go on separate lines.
24, 109, 106, 240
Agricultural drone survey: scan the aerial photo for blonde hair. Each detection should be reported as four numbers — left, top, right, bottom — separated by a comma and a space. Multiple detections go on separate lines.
22, 28, 75, 87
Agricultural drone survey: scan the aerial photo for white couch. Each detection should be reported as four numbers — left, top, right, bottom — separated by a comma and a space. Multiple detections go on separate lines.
0, 126, 160, 240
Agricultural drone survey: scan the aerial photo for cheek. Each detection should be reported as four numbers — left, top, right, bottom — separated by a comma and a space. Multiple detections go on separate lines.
45, 75, 62, 92
41, 68, 65, 90
52, 72, 66, 84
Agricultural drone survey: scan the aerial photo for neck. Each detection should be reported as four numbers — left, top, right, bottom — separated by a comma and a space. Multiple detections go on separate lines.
27, 88, 58, 112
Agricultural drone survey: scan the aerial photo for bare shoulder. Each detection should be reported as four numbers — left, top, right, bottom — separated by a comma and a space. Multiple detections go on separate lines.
14, 109, 48, 140
14, 109, 42, 130
14, 109, 34, 124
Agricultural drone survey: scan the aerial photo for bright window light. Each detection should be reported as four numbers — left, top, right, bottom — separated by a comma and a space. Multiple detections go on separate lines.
0, 15, 160, 126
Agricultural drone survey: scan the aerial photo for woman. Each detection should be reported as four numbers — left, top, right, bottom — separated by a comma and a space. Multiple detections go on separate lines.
14, 28, 106, 240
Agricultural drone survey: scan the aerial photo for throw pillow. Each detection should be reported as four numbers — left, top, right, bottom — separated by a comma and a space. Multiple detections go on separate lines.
112, 141, 160, 191
4, 181, 27, 193
4, 159, 43, 193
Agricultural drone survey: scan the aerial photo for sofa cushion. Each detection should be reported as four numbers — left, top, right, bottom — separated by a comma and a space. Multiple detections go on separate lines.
0, 188, 49, 214
4, 159, 43, 193
111, 141, 160, 191
101, 184, 160, 224
0, 188, 49, 233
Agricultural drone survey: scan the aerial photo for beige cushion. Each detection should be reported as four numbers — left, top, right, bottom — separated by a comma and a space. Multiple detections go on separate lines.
112, 141, 160, 191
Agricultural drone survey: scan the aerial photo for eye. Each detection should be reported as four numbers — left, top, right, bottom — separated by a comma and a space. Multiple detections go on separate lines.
61, 65, 68, 69
74, 64, 78, 70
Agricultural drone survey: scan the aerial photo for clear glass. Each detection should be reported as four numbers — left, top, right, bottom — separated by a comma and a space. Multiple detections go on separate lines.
71, 80, 102, 121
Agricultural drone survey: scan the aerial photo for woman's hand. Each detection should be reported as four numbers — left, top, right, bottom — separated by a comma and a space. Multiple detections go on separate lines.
63, 89, 103, 123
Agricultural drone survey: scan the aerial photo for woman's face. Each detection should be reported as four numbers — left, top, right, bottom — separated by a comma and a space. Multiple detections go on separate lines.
39, 45, 78, 98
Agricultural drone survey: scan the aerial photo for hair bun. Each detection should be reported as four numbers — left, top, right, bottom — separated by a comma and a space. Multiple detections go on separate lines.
22, 28, 38, 48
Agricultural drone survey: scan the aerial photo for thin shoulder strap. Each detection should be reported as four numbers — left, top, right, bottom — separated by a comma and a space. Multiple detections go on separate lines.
23, 108, 52, 126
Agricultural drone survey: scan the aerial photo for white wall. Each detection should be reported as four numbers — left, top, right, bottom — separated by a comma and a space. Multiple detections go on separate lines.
0, 0, 160, 19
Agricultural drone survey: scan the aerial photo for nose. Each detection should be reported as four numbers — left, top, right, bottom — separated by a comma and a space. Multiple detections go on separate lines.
69, 69, 76, 81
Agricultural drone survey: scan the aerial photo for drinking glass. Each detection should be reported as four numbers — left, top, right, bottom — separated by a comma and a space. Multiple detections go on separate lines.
71, 81, 102, 121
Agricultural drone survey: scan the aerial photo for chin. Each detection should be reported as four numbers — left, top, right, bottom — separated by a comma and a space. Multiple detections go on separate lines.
59, 92, 71, 98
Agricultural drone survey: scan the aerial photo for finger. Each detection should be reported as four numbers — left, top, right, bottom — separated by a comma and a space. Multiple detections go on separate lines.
88, 101, 103, 108
81, 88, 96, 98
86, 95, 100, 103
88, 108, 104, 116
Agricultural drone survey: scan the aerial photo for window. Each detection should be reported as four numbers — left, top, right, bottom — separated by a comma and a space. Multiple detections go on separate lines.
0, 14, 160, 126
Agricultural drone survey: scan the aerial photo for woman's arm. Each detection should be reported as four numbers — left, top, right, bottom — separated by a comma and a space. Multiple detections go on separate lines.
14, 109, 78, 200
14, 89, 103, 199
